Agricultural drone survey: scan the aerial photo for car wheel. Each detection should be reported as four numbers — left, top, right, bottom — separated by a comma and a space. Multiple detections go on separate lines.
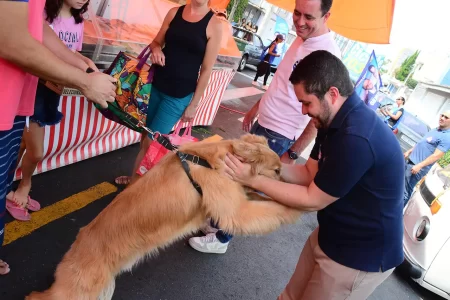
238, 55, 247, 72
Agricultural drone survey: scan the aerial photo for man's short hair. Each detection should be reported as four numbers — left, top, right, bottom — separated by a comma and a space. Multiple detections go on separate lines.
289, 50, 354, 100
320, 0, 333, 16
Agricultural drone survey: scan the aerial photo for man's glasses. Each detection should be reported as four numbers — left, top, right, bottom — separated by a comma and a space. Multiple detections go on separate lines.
441, 114, 449, 120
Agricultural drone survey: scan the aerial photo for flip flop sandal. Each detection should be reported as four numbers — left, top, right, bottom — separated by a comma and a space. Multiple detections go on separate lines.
0, 260, 10, 276
26, 196, 41, 212
6, 192, 41, 212
115, 176, 131, 185
6, 200, 31, 221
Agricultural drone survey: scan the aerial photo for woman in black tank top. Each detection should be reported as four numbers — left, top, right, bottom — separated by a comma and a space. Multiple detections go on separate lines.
115, 0, 222, 185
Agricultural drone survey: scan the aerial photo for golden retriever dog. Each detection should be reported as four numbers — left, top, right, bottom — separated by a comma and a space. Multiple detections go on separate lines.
26, 134, 302, 300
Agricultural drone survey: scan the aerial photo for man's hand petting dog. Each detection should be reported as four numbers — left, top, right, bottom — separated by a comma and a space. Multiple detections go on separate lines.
224, 152, 256, 188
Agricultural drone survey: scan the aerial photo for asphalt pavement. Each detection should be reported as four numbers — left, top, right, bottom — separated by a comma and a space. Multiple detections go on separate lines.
0, 70, 444, 300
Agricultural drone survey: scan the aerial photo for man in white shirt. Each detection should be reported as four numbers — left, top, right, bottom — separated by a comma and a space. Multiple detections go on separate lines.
188, 0, 342, 254
246, 0, 340, 165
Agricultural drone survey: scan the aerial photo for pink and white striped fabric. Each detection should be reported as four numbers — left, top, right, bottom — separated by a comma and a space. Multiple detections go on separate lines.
14, 68, 235, 180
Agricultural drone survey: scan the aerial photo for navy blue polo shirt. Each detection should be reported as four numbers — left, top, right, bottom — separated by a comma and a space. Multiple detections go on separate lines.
310, 92, 405, 272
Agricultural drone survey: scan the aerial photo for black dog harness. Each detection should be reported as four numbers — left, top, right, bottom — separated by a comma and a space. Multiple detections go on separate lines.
153, 132, 212, 196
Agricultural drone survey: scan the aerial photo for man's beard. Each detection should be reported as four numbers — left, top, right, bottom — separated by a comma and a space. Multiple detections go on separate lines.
311, 101, 332, 129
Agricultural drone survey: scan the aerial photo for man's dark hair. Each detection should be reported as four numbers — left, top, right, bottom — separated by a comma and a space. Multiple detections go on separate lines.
320, 0, 333, 16
289, 50, 354, 100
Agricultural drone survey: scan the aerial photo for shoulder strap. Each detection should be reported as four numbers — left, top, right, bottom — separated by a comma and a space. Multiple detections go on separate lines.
175, 5, 185, 19
199, 9, 214, 26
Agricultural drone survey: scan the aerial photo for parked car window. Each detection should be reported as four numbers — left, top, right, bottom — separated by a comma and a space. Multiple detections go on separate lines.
253, 36, 262, 47
401, 111, 430, 138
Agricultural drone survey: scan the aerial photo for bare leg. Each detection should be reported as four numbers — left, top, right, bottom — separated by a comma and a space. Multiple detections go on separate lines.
6, 138, 26, 202
12, 122, 44, 207
0, 259, 10, 275
115, 134, 152, 186
129, 136, 152, 185
16, 136, 26, 169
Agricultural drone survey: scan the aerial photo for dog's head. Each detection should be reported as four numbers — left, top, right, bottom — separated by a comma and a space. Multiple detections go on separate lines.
232, 134, 281, 180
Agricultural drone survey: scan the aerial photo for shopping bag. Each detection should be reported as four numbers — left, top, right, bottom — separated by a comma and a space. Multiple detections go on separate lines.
94, 45, 155, 133
166, 122, 199, 146
136, 138, 170, 176
136, 123, 199, 176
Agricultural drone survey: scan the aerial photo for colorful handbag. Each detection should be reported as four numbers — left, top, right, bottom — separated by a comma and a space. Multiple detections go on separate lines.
95, 45, 155, 133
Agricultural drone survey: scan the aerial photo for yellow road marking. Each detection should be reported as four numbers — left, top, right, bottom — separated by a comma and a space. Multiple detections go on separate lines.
3, 135, 222, 246
3, 182, 117, 246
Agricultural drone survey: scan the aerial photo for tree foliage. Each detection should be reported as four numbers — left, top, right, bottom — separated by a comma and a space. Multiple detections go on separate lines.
227, 0, 249, 23
395, 50, 420, 82
406, 78, 418, 89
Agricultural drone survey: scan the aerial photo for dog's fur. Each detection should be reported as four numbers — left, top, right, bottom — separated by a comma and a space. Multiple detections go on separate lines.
26, 134, 302, 300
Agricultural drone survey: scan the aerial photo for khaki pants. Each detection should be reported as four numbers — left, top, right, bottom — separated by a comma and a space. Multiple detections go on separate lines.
278, 228, 394, 300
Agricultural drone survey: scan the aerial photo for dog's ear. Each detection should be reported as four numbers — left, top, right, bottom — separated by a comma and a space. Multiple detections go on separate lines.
231, 140, 266, 175
239, 134, 268, 146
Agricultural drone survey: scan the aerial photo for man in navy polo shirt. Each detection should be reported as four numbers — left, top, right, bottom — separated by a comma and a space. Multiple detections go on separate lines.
403, 112, 450, 206
223, 50, 404, 299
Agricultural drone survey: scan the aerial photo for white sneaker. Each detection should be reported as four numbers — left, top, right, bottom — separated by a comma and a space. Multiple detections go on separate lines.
262, 85, 269, 90
200, 223, 218, 235
252, 81, 259, 87
189, 233, 229, 254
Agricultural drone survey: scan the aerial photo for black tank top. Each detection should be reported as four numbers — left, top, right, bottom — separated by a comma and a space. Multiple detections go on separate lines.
152, 6, 214, 98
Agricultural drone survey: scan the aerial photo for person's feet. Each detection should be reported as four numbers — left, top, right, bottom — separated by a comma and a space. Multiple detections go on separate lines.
200, 222, 218, 235
0, 260, 10, 275
189, 233, 229, 254
252, 81, 260, 87
6, 191, 32, 221
115, 176, 132, 185
7, 189, 28, 208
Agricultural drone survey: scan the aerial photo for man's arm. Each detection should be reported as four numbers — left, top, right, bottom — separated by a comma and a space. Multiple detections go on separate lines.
242, 99, 261, 132
0, 2, 116, 106
412, 149, 445, 174
224, 135, 373, 211
0, 2, 88, 88
281, 119, 317, 164
404, 147, 414, 158
42, 22, 88, 72
291, 119, 317, 154
280, 158, 318, 186
249, 176, 337, 211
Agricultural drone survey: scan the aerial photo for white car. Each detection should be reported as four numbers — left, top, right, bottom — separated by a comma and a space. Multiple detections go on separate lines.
402, 163, 450, 299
